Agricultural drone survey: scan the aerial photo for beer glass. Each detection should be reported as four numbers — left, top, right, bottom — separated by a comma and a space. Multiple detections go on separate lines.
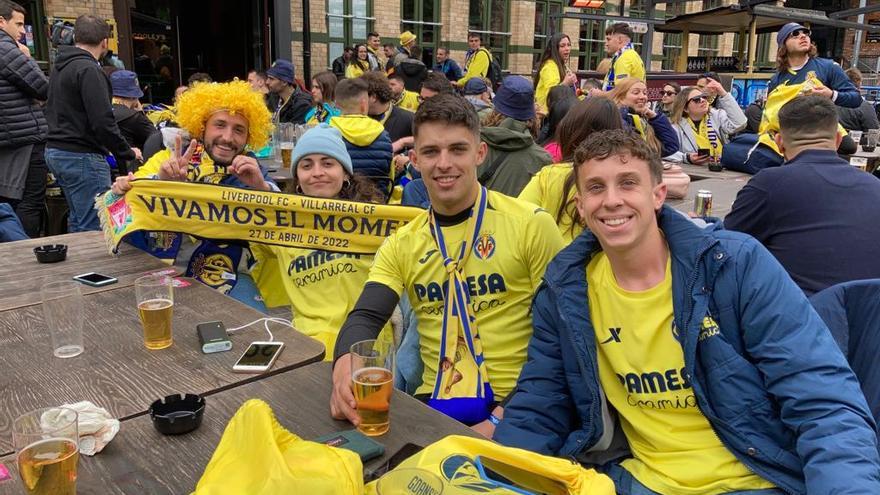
13, 407, 79, 495
135, 274, 174, 349
351, 339, 394, 436
849, 130, 863, 149
864, 129, 879, 153
40, 281, 84, 358
278, 123, 295, 169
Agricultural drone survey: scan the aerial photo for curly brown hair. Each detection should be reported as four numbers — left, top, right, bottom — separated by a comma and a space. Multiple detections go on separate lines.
776, 43, 817, 73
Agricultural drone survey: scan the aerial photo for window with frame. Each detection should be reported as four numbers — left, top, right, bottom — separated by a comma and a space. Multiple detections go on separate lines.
697, 34, 720, 57
532, 0, 564, 69
661, 33, 683, 71
401, 0, 441, 65
469, 0, 510, 67
327, 0, 374, 64
577, 19, 606, 71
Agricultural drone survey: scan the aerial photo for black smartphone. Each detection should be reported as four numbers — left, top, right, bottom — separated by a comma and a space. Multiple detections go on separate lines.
72, 272, 118, 287
365, 442, 423, 481
697, 148, 711, 157
314, 429, 385, 462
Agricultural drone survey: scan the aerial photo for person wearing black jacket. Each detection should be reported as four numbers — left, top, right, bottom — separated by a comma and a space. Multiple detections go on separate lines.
109, 70, 157, 173
0, 0, 48, 237
44, 14, 138, 232
264, 59, 312, 124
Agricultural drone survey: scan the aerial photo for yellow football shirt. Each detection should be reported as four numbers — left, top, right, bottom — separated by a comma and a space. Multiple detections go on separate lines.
395, 90, 420, 112
602, 48, 646, 89
368, 191, 565, 397
587, 252, 775, 494
517, 163, 582, 243
250, 244, 392, 359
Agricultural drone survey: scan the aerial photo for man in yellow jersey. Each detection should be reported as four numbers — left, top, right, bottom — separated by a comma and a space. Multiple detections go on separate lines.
495, 129, 880, 494
330, 94, 564, 435
456, 32, 491, 88
598, 23, 645, 92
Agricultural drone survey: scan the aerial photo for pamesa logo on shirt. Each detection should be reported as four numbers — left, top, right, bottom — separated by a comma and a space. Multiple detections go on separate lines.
670, 315, 721, 343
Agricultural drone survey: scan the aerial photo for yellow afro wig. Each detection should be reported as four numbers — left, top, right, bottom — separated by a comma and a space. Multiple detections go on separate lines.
175, 80, 273, 150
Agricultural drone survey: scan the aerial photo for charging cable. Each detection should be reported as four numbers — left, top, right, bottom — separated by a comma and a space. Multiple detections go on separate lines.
226, 317, 294, 342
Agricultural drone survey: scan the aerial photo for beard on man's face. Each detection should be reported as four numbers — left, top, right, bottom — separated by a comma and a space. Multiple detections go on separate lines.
203, 137, 245, 166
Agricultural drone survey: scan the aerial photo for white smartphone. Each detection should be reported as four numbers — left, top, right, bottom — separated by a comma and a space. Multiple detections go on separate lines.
232, 341, 284, 373
72, 272, 118, 287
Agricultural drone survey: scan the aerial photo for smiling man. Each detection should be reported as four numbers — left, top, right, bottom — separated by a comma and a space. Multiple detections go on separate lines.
494, 129, 880, 494
330, 94, 564, 435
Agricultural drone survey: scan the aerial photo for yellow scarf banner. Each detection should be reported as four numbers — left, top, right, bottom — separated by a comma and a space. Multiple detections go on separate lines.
97, 179, 422, 255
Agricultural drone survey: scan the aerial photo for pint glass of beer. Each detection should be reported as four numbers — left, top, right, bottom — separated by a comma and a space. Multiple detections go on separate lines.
278, 123, 295, 169
351, 339, 394, 436
135, 274, 174, 349
13, 407, 79, 495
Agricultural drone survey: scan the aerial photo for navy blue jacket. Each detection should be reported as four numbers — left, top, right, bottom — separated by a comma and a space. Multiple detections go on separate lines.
768, 57, 861, 109
346, 132, 393, 199
810, 278, 880, 454
433, 59, 463, 82
724, 149, 880, 296
495, 206, 880, 494
620, 109, 680, 158
0, 30, 48, 147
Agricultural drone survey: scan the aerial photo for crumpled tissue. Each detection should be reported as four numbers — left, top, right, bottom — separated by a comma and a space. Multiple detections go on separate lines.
40, 401, 120, 456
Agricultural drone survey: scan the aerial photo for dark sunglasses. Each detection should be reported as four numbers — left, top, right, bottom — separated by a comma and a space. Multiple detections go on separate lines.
791, 28, 811, 39
688, 94, 708, 104
662, 90, 678, 96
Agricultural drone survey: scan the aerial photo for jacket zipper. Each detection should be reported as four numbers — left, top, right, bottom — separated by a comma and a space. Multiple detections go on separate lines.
685, 245, 797, 495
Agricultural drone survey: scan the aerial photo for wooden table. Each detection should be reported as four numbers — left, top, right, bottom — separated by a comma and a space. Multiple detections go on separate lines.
0, 363, 477, 494
675, 162, 751, 181
666, 177, 749, 219
0, 232, 169, 311
0, 281, 324, 455
849, 146, 880, 173
259, 158, 295, 193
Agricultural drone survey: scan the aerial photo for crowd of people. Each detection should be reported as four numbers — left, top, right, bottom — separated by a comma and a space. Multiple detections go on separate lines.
2, 1, 880, 491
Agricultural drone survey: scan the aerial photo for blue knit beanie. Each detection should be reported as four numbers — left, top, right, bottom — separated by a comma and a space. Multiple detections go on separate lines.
290, 125, 353, 175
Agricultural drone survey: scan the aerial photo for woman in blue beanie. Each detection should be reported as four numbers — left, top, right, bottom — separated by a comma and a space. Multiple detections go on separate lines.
250, 125, 390, 357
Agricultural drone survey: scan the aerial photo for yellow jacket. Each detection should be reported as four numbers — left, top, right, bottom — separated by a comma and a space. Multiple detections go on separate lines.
535, 61, 563, 115
457, 48, 491, 86
345, 63, 366, 79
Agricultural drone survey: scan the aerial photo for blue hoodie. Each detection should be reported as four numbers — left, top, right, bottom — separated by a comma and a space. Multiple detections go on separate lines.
495, 206, 880, 494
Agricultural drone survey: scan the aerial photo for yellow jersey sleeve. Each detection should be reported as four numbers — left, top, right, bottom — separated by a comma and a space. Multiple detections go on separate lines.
249, 243, 291, 308
366, 226, 409, 296
615, 50, 646, 82
457, 49, 490, 86
399, 90, 420, 112
521, 206, 566, 288
535, 61, 562, 114
134, 148, 171, 178
345, 64, 365, 79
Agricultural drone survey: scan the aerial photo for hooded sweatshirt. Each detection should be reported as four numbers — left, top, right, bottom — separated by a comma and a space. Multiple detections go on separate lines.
397, 57, 427, 92
45, 45, 134, 160
479, 117, 553, 197
329, 114, 393, 198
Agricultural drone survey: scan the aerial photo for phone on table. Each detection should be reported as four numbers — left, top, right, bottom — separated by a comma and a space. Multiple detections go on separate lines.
697, 148, 711, 157
314, 429, 385, 462
72, 272, 118, 287
473, 455, 569, 495
365, 442, 423, 481
232, 341, 284, 373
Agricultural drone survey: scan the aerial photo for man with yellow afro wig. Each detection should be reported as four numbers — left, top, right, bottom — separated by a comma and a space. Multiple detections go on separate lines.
112, 79, 278, 194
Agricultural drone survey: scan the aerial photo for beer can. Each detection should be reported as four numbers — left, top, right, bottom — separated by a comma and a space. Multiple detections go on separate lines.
694, 190, 713, 217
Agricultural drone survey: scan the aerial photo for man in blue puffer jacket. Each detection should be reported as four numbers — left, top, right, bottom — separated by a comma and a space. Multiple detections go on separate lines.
330, 78, 393, 201
493, 129, 880, 495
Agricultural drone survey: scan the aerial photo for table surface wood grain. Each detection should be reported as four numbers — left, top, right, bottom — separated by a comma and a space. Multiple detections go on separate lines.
0, 362, 477, 494
0, 280, 324, 455
0, 232, 170, 311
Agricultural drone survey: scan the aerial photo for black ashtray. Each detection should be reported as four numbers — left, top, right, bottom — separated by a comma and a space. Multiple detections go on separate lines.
149, 393, 205, 435
33, 244, 67, 263
708, 162, 724, 172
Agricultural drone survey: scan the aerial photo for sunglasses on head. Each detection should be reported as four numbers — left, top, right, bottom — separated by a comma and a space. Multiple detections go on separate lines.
688, 94, 708, 104
791, 28, 811, 39
662, 90, 678, 96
